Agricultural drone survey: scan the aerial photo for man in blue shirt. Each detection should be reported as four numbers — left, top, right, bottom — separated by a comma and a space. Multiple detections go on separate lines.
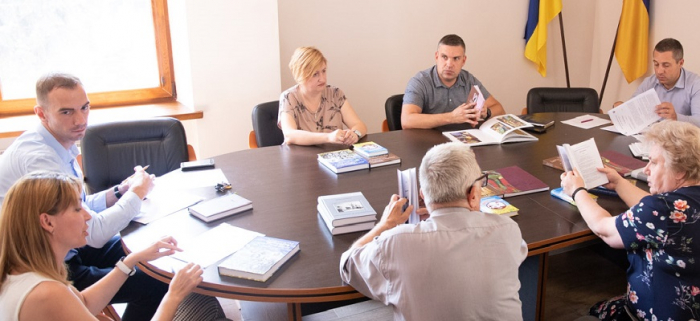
614, 38, 700, 127
0, 73, 166, 321
402, 34, 506, 131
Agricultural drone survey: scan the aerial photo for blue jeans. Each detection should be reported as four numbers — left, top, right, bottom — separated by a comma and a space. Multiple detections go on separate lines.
67, 236, 168, 321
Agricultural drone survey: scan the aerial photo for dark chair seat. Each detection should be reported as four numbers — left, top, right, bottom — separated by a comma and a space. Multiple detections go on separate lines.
526, 87, 600, 114
80, 117, 189, 194
251, 100, 284, 148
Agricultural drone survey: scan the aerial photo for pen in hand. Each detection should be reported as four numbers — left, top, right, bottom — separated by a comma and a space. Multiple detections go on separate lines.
122, 165, 151, 184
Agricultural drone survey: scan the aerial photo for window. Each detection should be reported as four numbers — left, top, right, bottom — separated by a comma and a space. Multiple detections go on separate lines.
0, 0, 175, 116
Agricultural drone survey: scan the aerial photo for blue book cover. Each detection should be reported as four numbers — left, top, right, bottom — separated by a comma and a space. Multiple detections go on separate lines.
317, 149, 369, 173
352, 141, 388, 157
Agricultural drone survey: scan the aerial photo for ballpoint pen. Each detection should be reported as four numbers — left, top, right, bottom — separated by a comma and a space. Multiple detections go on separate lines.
580, 119, 594, 123
122, 165, 150, 184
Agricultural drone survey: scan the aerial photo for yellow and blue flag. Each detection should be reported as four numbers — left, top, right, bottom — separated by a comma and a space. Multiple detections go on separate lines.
615, 0, 650, 83
524, 0, 562, 77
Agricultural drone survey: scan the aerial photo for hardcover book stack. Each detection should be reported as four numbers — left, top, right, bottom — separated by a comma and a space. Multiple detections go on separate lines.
317, 142, 401, 173
317, 192, 377, 235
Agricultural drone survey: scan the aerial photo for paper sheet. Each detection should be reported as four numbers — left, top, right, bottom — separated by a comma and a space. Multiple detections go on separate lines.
133, 190, 203, 224
170, 223, 263, 267
561, 115, 611, 129
608, 88, 661, 136
155, 168, 229, 191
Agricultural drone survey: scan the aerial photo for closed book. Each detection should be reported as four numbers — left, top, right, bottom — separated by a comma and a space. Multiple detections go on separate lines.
480, 196, 518, 217
318, 210, 376, 235
520, 114, 555, 129
365, 152, 401, 168
317, 150, 369, 173
352, 141, 388, 157
550, 187, 598, 206
317, 192, 376, 227
188, 193, 253, 223
218, 236, 299, 282
481, 166, 549, 198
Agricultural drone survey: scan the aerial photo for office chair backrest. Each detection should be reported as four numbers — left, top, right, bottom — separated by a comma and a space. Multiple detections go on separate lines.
526, 87, 600, 114
385, 94, 404, 131
80, 117, 189, 194
252, 100, 284, 148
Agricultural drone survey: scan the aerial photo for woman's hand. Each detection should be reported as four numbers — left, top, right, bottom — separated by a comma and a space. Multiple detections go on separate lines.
129, 236, 182, 264
167, 263, 203, 302
560, 169, 586, 196
598, 166, 624, 190
327, 129, 357, 145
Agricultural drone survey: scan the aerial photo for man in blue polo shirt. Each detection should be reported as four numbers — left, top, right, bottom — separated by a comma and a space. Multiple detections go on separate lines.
401, 34, 506, 131
614, 38, 700, 127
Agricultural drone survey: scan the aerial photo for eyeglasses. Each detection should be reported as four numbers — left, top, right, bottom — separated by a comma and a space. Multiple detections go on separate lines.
467, 172, 489, 194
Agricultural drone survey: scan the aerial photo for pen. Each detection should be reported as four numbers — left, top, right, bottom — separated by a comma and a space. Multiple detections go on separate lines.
580, 119, 593, 123
121, 165, 151, 184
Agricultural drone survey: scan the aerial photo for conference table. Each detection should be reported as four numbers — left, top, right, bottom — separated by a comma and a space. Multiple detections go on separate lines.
121, 112, 641, 321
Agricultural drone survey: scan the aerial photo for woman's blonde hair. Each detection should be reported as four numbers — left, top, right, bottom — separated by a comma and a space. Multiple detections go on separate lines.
289, 47, 327, 84
644, 120, 700, 182
0, 172, 82, 286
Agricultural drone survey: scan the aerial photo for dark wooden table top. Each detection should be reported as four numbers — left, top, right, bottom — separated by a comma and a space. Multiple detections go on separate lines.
121, 112, 643, 302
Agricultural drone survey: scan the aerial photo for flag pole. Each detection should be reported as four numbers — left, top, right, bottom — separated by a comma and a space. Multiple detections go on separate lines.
558, 12, 570, 88
600, 24, 620, 107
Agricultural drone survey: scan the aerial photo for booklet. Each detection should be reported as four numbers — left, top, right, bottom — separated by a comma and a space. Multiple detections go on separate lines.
480, 196, 518, 217
608, 88, 662, 136
543, 150, 647, 177
556, 138, 609, 189
397, 168, 420, 224
442, 114, 538, 146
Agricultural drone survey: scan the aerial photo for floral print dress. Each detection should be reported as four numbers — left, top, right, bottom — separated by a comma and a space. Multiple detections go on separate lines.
278, 85, 346, 133
592, 187, 700, 321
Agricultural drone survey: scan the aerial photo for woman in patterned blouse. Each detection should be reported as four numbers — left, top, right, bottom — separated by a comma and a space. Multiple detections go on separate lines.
278, 47, 367, 146
561, 120, 700, 320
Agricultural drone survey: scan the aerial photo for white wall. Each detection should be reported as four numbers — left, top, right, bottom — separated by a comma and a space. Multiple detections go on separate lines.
174, 0, 281, 158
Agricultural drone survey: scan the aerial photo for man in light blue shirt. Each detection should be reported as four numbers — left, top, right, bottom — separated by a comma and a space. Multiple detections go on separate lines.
0, 73, 166, 321
614, 38, 700, 127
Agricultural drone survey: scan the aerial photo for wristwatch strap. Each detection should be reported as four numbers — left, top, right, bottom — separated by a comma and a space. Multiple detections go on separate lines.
115, 256, 136, 276
353, 129, 363, 139
113, 185, 123, 199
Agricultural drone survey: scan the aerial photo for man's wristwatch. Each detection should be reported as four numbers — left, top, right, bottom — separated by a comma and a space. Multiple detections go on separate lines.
115, 256, 136, 276
483, 108, 492, 121
353, 129, 363, 139
113, 185, 123, 199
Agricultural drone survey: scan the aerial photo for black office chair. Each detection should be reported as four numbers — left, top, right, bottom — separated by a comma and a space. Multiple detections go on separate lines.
524, 87, 600, 114
80, 117, 189, 194
250, 100, 284, 148
384, 94, 404, 131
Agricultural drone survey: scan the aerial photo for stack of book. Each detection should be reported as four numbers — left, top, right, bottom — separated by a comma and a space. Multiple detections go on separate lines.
317, 192, 377, 235
318, 142, 401, 173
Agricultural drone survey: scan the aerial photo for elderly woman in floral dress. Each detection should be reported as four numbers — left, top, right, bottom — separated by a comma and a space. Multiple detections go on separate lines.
561, 120, 700, 320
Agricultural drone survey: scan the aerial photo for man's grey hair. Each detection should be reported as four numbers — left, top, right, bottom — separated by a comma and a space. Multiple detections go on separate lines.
419, 142, 481, 206
35, 73, 83, 108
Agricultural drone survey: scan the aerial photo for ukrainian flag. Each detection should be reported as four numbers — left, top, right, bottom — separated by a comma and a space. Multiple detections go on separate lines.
615, 0, 650, 83
524, 0, 562, 77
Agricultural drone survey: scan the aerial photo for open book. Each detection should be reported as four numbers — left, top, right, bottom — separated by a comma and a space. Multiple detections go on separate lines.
443, 114, 538, 146
608, 88, 661, 136
557, 138, 609, 189
397, 168, 420, 224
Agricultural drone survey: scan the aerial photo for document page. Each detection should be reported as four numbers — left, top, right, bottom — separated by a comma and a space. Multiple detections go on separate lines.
171, 223, 263, 267
565, 138, 609, 189
608, 88, 661, 136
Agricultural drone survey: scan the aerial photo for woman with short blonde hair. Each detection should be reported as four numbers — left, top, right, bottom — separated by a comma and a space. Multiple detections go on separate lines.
278, 46, 367, 146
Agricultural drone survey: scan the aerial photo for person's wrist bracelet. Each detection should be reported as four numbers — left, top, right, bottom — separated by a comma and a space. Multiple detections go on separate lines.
571, 187, 587, 200
113, 185, 123, 199
115, 256, 136, 276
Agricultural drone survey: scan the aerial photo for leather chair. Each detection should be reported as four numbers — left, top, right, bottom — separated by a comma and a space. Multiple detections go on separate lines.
384, 94, 404, 131
250, 100, 284, 148
524, 87, 600, 114
80, 117, 189, 194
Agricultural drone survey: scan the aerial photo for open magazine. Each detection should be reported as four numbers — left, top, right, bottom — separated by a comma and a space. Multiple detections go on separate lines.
442, 114, 538, 146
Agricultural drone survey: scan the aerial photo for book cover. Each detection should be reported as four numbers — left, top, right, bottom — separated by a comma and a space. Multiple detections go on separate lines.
352, 141, 388, 158
317, 149, 369, 173
398, 168, 420, 224
550, 187, 598, 206
442, 114, 538, 147
481, 166, 549, 198
188, 193, 253, 223
468, 85, 485, 112
317, 192, 376, 227
480, 196, 518, 217
318, 210, 376, 235
365, 152, 401, 168
218, 236, 299, 282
